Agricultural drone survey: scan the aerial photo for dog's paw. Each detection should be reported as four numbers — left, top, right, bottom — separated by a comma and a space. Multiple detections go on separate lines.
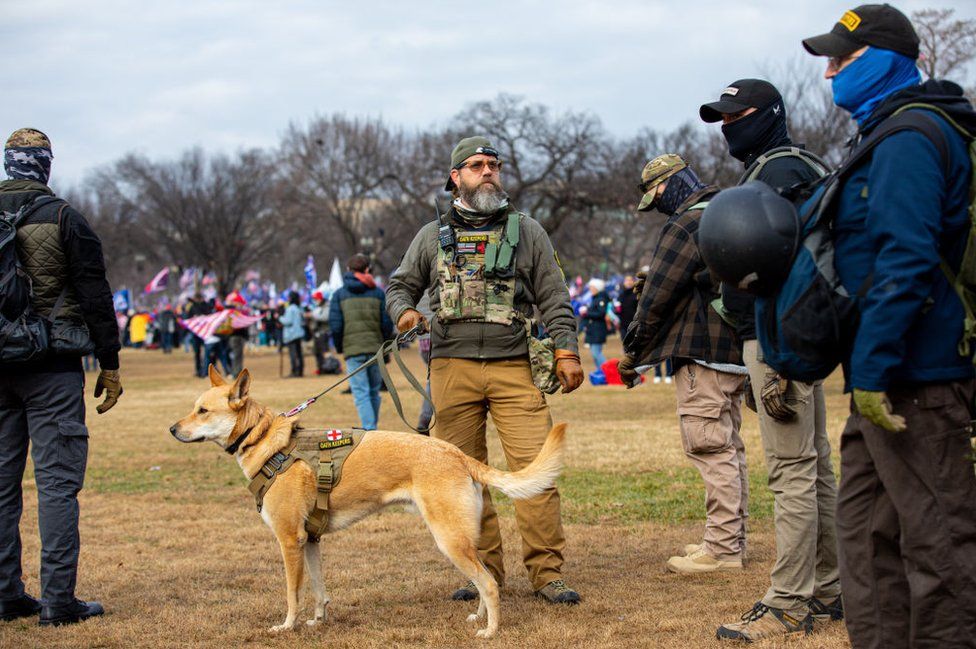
269, 622, 295, 633
466, 613, 480, 623
475, 628, 495, 639
305, 619, 320, 627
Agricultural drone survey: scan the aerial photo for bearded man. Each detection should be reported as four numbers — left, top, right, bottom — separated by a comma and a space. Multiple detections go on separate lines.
386, 136, 584, 604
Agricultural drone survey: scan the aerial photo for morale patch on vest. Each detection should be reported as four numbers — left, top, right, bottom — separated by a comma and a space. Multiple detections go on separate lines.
457, 234, 489, 243
457, 242, 477, 254
319, 430, 352, 450
320, 437, 353, 450
839, 10, 861, 31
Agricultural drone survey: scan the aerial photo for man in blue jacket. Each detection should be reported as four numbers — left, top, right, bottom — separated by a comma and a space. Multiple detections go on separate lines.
329, 253, 394, 430
804, 5, 976, 647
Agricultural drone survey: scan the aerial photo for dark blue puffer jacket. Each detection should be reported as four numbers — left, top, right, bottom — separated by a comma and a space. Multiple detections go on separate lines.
833, 80, 976, 390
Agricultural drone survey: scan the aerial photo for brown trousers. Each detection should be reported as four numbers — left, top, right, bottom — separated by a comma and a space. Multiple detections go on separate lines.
674, 363, 748, 560
743, 341, 840, 613
837, 381, 976, 649
429, 356, 565, 590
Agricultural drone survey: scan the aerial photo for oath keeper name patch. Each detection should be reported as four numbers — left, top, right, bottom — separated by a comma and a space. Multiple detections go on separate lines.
456, 233, 489, 255
319, 429, 353, 450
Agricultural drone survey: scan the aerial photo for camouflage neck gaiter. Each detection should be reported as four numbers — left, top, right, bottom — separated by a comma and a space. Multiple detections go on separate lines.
452, 198, 509, 228
4, 146, 53, 184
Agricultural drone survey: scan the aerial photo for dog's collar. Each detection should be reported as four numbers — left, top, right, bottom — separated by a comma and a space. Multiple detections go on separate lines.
224, 425, 255, 455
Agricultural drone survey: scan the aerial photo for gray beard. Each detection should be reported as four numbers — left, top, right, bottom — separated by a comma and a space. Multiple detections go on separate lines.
461, 181, 508, 214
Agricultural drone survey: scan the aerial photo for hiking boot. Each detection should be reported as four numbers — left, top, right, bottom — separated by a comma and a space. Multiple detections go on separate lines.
716, 602, 812, 643
0, 594, 41, 621
39, 599, 104, 626
683, 543, 703, 556
451, 580, 478, 601
666, 550, 742, 574
534, 579, 581, 605
808, 596, 844, 624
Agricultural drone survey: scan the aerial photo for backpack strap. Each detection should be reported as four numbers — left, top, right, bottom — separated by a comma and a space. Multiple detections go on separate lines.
841, 110, 950, 178
738, 146, 831, 185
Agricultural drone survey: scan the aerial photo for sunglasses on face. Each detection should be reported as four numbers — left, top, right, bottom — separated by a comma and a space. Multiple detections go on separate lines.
459, 159, 502, 173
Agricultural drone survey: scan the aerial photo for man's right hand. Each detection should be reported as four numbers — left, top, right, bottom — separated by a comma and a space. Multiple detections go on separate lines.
94, 369, 123, 414
396, 308, 428, 333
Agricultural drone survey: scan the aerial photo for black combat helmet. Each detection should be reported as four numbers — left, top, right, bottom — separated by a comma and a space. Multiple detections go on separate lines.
699, 181, 800, 296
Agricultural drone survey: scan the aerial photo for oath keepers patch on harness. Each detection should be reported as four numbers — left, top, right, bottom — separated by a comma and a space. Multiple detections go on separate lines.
319, 429, 353, 450
456, 233, 489, 255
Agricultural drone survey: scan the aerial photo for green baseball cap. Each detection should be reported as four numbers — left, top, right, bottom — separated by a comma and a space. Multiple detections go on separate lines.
445, 136, 499, 191
637, 153, 686, 211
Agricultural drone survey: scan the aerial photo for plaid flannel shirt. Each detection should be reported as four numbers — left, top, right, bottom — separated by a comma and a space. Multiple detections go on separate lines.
623, 187, 742, 368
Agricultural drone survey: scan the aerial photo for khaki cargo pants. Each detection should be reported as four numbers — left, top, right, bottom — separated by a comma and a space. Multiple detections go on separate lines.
674, 362, 748, 560
429, 356, 564, 591
743, 340, 840, 614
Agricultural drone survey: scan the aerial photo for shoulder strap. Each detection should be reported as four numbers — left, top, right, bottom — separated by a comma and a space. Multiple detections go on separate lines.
841, 110, 950, 178
687, 201, 710, 211
739, 146, 831, 185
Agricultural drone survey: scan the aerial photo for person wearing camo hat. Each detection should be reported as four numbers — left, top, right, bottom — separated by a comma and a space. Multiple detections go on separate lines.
0, 128, 121, 625
618, 154, 749, 575
386, 136, 584, 605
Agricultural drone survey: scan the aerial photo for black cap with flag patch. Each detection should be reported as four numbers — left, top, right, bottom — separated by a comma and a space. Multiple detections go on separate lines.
699, 79, 782, 123
803, 4, 919, 60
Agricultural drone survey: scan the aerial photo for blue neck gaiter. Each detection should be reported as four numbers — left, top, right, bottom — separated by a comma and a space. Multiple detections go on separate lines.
832, 47, 922, 127
657, 167, 706, 217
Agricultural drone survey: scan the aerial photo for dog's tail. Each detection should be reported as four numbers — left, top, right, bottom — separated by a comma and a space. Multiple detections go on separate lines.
461, 423, 566, 500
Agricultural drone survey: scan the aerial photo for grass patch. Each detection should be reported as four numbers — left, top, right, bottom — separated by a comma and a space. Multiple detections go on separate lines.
494, 466, 774, 526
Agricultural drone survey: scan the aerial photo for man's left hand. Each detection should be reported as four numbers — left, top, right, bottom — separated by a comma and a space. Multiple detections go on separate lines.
94, 369, 123, 414
555, 355, 583, 394
853, 388, 907, 432
617, 355, 640, 388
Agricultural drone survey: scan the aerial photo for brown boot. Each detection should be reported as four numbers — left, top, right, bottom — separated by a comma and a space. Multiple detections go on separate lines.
667, 550, 742, 574
716, 602, 812, 642
534, 579, 581, 605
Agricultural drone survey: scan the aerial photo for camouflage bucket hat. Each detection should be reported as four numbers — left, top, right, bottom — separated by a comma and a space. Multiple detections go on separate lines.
445, 136, 499, 191
5, 128, 51, 150
637, 153, 687, 211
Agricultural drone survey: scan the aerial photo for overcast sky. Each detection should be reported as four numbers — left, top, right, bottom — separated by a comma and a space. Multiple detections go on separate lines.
3, 0, 973, 190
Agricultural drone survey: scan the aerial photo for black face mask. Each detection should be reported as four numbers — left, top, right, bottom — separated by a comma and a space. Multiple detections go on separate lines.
720, 101, 790, 163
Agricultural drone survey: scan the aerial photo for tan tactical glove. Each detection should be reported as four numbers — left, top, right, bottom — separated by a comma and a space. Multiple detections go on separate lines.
396, 308, 427, 333
760, 371, 797, 422
554, 350, 583, 394
94, 369, 123, 414
633, 270, 648, 296
853, 389, 907, 432
617, 354, 640, 388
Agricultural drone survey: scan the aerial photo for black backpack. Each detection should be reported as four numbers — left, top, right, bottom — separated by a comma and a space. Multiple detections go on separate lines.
0, 196, 60, 362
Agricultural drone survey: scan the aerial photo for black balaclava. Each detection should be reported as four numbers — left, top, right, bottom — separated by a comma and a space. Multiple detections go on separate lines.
656, 167, 707, 216
720, 99, 790, 164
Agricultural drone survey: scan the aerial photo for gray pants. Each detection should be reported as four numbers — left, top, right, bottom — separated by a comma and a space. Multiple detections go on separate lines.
0, 370, 88, 606
228, 335, 245, 378
743, 340, 840, 614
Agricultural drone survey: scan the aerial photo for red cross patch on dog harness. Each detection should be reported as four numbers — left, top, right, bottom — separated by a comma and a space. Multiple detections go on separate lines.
319, 429, 352, 450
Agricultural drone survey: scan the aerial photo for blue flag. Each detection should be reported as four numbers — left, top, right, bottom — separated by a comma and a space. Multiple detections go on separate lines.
304, 255, 317, 289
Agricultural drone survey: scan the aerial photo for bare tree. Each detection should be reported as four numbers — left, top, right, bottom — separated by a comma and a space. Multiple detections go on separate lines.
914, 8, 976, 81
87, 148, 280, 295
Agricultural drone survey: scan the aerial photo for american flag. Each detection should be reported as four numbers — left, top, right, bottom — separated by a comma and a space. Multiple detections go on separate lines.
179, 310, 262, 340
144, 267, 170, 294
304, 255, 317, 289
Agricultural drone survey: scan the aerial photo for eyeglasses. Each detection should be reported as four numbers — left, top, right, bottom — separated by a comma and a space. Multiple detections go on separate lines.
827, 52, 862, 72
459, 159, 502, 173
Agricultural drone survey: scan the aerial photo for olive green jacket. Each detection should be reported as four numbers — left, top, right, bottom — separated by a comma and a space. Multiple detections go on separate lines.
386, 207, 578, 360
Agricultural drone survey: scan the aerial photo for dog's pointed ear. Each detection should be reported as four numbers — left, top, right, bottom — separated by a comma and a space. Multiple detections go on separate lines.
209, 364, 226, 387
229, 369, 250, 408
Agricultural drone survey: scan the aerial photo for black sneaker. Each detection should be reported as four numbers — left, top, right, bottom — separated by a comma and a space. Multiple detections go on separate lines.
808, 596, 844, 622
534, 579, 581, 605
39, 599, 104, 626
451, 580, 478, 601
0, 594, 41, 621
716, 602, 812, 642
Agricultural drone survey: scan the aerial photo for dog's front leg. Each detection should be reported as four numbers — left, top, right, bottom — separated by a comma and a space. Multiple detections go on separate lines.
270, 533, 305, 632
303, 539, 330, 625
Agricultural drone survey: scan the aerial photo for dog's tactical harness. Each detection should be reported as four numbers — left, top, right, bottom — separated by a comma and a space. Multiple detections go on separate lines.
247, 428, 364, 541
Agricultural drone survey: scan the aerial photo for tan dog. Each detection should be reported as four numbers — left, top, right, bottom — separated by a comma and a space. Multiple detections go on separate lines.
169, 366, 566, 638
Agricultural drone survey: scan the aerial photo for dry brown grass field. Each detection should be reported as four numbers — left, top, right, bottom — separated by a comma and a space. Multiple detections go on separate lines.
0, 338, 854, 649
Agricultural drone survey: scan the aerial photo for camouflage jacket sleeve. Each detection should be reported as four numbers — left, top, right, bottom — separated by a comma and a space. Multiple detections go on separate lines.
525, 218, 579, 354
386, 223, 436, 325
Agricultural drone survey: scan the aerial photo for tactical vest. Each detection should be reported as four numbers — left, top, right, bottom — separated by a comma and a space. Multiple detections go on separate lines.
436, 211, 521, 325
248, 428, 364, 541
16, 199, 93, 353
